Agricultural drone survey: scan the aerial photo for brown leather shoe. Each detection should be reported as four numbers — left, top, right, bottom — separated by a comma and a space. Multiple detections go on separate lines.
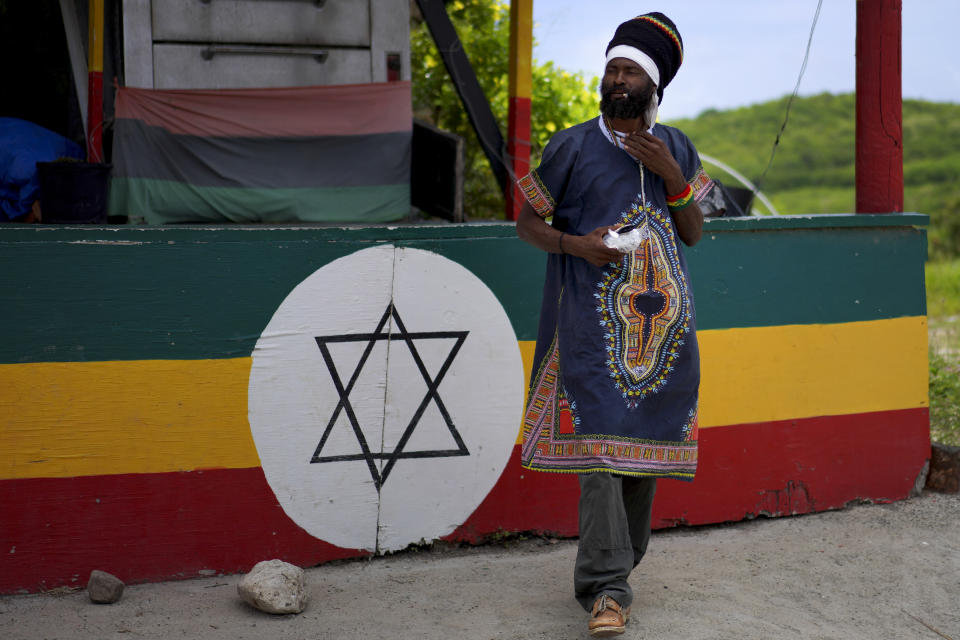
588, 594, 630, 637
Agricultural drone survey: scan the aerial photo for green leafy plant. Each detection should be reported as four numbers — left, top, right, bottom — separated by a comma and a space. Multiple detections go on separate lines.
926, 260, 960, 318
929, 349, 960, 446
411, 0, 597, 218
926, 259, 959, 445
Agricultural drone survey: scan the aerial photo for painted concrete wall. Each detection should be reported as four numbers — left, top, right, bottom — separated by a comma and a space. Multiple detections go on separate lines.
0, 214, 929, 593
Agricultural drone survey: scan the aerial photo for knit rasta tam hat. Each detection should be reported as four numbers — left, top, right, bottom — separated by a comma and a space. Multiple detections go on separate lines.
605, 12, 684, 104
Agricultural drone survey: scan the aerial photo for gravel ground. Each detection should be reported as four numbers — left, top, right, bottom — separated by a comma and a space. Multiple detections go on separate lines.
1, 490, 958, 640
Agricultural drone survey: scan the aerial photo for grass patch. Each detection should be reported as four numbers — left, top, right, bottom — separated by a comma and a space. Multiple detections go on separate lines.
927, 258, 960, 445
769, 186, 854, 215
926, 259, 960, 317
930, 349, 960, 446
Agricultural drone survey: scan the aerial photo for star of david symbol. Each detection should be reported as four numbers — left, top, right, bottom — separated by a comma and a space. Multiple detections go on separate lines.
310, 303, 469, 491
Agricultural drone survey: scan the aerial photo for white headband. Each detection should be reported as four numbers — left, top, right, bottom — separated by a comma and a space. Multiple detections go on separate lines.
605, 45, 660, 88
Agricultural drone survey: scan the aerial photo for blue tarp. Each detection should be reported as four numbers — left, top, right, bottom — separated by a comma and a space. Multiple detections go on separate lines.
0, 118, 84, 221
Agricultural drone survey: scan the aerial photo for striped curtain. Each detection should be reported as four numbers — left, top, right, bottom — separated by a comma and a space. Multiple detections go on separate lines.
109, 83, 411, 224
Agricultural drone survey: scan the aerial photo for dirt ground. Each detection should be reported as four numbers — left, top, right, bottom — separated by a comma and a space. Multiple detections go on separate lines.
1, 490, 958, 640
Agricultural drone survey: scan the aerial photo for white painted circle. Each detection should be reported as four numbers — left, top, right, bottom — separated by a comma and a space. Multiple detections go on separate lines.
248, 245, 524, 552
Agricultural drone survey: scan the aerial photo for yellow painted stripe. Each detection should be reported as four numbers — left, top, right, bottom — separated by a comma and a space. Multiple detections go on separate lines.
519, 339, 536, 395
516, 316, 928, 433
1, 359, 259, 481
87, 0, 105, 71
508, 0, 533, 99
697, 316, 928, 427
0, 317, 927, 480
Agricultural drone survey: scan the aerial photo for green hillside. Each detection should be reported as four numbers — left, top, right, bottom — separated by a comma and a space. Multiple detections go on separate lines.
666, 93, 960, 259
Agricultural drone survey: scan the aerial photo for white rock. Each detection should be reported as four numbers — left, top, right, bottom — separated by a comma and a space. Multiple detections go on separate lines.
87, 570, 124, 604
237, 560, 308, 615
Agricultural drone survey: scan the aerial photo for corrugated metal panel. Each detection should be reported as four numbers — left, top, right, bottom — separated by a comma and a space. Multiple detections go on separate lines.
153, 44, 371, 88
151, 0, 370, 46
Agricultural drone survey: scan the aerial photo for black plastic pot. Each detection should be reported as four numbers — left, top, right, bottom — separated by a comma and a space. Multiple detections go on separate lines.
36, 162, 112, 224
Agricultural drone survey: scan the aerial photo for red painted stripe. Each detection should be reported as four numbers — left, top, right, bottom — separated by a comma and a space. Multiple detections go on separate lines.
449, 407, 930, 538
115, 82, 412, 138
506, 97, 532, 220
0, 468, 365, 594
650, 407, 929, 527
1, 408, 928, 593
86, 70, 104, 162
508, 96, 531, 143
449, 446, 581, 543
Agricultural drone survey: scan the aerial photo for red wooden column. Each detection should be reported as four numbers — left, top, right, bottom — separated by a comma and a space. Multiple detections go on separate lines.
506, 0, 533, 220
86, 0, 105, 162
855, 0, 903, 213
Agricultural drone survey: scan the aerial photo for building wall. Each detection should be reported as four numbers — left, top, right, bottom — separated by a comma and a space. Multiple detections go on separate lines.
0, 214, 929, 593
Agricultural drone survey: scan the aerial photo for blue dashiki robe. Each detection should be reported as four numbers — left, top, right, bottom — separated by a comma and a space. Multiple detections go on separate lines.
517, 116, 714, 481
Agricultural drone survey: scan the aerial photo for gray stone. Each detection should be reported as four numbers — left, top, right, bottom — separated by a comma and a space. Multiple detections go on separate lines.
87, 570, 125, 604
237, 560, 308, 615
911, 460, 930, 498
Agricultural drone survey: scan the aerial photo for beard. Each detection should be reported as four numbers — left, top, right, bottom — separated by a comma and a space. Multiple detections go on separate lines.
599, 79, 656, 121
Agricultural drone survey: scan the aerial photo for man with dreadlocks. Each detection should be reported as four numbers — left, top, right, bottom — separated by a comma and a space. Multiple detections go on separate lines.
515, 12, 713, 637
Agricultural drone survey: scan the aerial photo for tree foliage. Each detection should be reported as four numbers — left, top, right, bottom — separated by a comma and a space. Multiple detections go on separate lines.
411, 0, 597, 218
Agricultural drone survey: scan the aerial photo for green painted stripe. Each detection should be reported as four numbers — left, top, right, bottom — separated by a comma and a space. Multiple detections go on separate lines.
109, 178, 410, 225
0, 215, 927, 363
703, 212, 929, 231
684, 224, 928, 331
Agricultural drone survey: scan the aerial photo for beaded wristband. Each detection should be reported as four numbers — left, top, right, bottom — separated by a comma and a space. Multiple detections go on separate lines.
666, 183, 694, 211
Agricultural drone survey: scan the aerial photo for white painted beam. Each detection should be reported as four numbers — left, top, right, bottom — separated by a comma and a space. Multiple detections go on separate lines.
58, 0, 88, 139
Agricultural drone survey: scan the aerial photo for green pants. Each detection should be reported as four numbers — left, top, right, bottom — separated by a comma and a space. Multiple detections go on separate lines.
574, 472, 658, 611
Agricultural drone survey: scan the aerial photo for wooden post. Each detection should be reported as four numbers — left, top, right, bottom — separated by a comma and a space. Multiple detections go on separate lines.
855, 0, 902, 213
506, 0, 533, 221
87, 0, 105, 162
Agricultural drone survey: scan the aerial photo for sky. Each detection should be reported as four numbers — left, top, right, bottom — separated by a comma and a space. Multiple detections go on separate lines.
532, 1, 959, 120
